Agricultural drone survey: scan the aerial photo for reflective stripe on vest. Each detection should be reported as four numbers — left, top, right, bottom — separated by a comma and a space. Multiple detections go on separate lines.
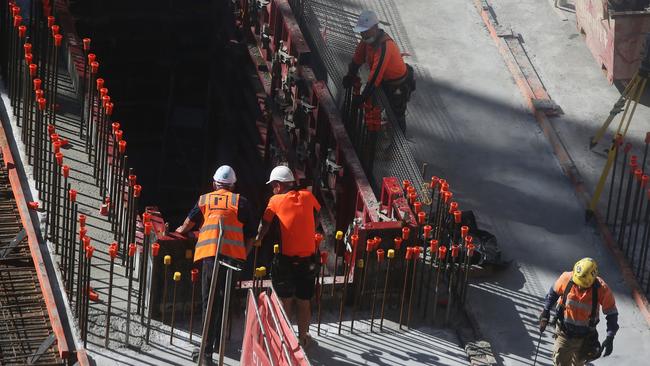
194, 189, 246, 262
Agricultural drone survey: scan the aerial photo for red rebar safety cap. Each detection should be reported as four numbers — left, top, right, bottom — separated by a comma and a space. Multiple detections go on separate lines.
108, 243, 118, 259
105, 102, 114, 116
144, 222, 153, 235
152, 243, 160, 257
320, 251, 328, 264
62, 165, 69, 178
414, 201, 422, 213
55, 152, 63, 166
83, 38, 91, 51
394, 237, 403, 250
350, 234, 359, 246
405, 247, 413, 260
429, 239, 438, 253
467, 243, 476, 257
118, 140, 126, 153
376, 249, 385, 262
366, 239, 374, 252
418, 211, 426, 224
133, 184, 142, 198
461, 225, 469, 238
54, 34, 62, 47
90, 61, 99, 74
128, 174, 136, 187
423, 225, 432, 238
453, 210, 462, 224
438, 245, 447, 260
449, 201, 458, 214
315, 233, 323, 246
18, 25, 26, 38
86, 245, 95, 259
79, 214, 86, 227
402, 226, 410, 240
191, 268, 199, 282
69, 189, 77, 202
128, 243, 136, 257
79, 228, 87, 241
430, 176, 439, 189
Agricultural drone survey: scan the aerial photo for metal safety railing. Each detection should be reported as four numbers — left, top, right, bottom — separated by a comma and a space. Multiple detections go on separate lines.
597, 134, 650, 296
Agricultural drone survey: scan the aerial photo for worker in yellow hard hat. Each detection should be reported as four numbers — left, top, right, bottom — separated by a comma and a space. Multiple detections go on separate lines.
539, 258, 619, 365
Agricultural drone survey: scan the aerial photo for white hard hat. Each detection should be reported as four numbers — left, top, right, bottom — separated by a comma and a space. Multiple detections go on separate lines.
266, 165, 295, 184
213, 165, 237, 184
353, 10, 379, 33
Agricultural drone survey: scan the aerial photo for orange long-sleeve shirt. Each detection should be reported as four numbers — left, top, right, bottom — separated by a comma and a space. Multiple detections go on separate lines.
351, 30, 407, 98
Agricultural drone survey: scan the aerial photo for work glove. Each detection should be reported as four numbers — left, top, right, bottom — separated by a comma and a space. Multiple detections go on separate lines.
601, 335, 614, 357
539, 310, 550, 333
342, 74, 355, 89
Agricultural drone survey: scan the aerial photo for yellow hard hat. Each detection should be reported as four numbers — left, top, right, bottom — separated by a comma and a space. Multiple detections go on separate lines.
572, 258, 598, 288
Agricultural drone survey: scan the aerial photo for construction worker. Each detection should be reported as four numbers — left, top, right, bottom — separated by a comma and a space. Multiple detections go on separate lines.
342, 9, 415, 133
255, 165, 321, 347
539, 258, 619, 366
175, 165, 256, 365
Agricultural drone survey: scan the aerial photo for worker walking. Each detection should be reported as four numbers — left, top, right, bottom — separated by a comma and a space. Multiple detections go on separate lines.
539, 258, 619, 366
176, 165, 256, 365
343, 9, 416, 133
256, 165, 321, 348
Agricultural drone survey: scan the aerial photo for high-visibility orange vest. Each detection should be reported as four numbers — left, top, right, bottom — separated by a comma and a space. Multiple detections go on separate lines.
553, 272, 618, 328
193, 189, 246, 262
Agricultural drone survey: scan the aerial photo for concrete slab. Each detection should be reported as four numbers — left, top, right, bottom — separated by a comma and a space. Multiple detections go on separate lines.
301, 0, 650, 365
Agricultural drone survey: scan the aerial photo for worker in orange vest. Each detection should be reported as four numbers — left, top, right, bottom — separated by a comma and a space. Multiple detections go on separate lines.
539, 258, 619, 365
342, 9, 415, 133
176, 165, 256, 364
255, 165, 321, 348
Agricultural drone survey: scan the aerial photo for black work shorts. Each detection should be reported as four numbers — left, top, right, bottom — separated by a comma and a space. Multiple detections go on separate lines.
271, 255, 317, 300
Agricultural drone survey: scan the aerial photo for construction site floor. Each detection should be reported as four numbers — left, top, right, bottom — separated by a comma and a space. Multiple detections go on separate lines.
303, 0, 650, 365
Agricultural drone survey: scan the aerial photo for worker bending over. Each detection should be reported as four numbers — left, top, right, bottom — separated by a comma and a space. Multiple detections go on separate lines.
176, 165, 256, 365
256, 165, 321, 347
539, 258, 619, 366
343, 9, 415, 132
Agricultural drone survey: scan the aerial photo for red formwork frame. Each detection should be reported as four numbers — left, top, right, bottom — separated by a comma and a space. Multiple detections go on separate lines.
241, 0, 418, 233
0, 121, 90, 365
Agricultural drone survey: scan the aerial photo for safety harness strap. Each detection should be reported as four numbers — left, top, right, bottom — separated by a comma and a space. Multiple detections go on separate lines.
558, 280, 599, 328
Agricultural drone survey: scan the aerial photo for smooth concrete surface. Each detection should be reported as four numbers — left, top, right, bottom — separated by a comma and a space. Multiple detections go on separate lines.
307, 0, 650, 365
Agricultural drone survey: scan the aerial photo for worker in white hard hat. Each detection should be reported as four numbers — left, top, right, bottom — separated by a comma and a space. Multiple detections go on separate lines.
176, 165, 256, 365
539, 258, 619, 365
342, 9, 416, 132
255, 165, 322, 348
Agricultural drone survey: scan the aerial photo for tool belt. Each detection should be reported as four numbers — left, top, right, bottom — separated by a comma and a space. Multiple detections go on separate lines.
384, 64, 415, 89
271, 252, 320, 278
